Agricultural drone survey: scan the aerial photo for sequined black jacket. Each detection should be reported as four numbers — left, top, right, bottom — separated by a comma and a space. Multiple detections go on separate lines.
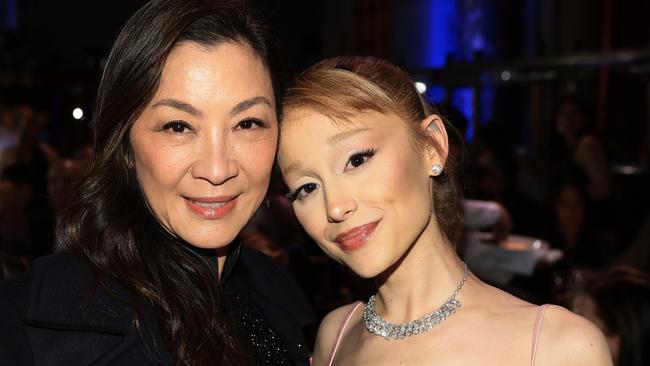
0, 243, 314, 365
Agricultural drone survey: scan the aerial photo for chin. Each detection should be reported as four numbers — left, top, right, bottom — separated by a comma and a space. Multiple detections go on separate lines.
185, 239, 234, 251
181, 228, 239, 251
347, 262, 385, 279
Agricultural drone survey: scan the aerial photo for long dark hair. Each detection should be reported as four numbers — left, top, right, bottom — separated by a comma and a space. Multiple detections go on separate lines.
56, 0, 280, 364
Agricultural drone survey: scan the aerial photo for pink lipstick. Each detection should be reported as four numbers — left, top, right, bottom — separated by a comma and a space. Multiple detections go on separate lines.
184, 195, 238, 220
334, 220, 380, 252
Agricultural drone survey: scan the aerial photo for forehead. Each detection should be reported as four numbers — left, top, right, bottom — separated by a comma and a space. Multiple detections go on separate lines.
278, 108, 411, 157
281, 107, 414, 137
281, 108, 371, 140
156, 41, 274, 104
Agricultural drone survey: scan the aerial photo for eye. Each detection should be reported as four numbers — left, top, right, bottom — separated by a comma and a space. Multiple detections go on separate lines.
162, 120, 191, 134
237, 118, 265, 130
345, 148, 376, 171
286, 182, 319, 202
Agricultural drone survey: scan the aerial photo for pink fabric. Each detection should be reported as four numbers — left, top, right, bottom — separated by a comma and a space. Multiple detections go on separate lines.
530, 304, 549, 366
322, 302, 550, 366
326, 301, 363, 366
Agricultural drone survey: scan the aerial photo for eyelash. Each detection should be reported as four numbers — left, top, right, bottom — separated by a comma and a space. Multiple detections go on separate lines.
237, 118, 267, 130
287, 148, 376, 203
345, 148, 376, 171
162, 120, 192, 133
162, 117, 266, 133
286, 182, 319, 202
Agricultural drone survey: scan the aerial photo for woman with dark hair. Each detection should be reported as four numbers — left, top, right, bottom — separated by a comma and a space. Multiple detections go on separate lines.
0, 0, 313, 365
551, 95, 611, 200
574, 267, 650, 366
277, 56, 611, 365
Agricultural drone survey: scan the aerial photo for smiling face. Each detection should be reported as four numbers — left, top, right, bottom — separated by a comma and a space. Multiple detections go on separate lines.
129, 41, 277, 251
278, 109, 444, 278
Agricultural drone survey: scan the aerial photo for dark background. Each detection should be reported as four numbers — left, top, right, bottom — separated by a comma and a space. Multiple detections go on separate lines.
2, 0, 650, 164
2, 0, 650, 347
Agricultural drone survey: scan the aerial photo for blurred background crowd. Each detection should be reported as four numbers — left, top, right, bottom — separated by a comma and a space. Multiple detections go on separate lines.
1, 0, 650, 364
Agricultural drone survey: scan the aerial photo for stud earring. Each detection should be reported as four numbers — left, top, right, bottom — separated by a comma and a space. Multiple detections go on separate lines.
431, 164, 443, 176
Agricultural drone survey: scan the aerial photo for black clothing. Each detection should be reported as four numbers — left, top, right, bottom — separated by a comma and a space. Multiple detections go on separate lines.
0, 242, 314, 365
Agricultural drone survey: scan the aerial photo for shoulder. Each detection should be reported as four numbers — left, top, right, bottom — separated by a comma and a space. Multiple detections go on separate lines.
536, 305, 612, 366
0, 251, 92, 365
312, 302, 363, 366
22, 250, 97, 306
0, 275, 34, 365
0, 251, 89, 307
8, 251, 138, 330
24, 250, 91, 285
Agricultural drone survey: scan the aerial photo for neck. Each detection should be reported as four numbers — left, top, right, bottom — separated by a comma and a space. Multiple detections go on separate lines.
372, 216, 469, 323
216, 247, 228, 280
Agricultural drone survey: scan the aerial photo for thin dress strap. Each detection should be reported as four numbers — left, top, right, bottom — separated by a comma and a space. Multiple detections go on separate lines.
326, 301, 363, 366
530, 304, 549, 366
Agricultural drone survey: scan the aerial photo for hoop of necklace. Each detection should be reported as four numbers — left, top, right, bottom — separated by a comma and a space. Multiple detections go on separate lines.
363, 262, 469, 340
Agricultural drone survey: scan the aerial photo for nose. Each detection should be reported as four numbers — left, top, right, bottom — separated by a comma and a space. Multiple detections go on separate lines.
324, 187, 357, 223
191, 133, 239, 185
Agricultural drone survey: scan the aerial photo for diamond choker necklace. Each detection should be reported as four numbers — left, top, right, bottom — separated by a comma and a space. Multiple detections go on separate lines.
363, 263, 469, 340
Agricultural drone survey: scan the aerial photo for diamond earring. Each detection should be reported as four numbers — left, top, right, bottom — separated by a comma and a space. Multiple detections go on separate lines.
431, 164, 443, 176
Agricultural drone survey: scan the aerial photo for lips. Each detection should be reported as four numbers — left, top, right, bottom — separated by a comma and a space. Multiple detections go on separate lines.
184, 195, 238, 220
334, 220, 380, 252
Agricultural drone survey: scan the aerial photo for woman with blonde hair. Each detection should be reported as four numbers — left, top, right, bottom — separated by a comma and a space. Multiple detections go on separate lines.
277, 56, 611, 365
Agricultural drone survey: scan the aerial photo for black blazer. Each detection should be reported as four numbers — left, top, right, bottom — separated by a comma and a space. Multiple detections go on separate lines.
0, 244, 314, 365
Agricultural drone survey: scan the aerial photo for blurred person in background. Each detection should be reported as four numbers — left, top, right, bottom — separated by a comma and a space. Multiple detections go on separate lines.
0, 164, 34, 258
550, 95, 611, 201
0, 163, 57, 259
544, 168, 618, 270
573, 267, 650, 366
46, 158, 84, 217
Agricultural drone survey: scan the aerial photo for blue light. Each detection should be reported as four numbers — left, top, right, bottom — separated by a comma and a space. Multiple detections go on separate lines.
427, 86, 446, 104
8, 0, 16, 29
425, 0, 458, 68
1, 0, 17, 30
7, 0, 18, 29
480, 72, 495, 125
415, 0, 497, 141
451, 87, 474, 141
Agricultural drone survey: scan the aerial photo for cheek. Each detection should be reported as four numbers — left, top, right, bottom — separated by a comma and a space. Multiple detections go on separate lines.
134, 145, 185, 189
367, 150, 430, 211
294, 206, 321, 239
235, 132, 278, 183
131, 136, 191, 211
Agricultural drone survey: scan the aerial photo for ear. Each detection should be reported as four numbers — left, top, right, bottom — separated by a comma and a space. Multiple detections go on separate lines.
419, 114, 449, 171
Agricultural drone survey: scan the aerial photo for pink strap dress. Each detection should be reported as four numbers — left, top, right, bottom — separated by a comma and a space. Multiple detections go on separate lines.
324, 302, 550, 366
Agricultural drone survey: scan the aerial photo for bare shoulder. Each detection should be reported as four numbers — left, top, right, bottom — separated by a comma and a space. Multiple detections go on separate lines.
536, 305, 612, 366
312, 302, 363, 366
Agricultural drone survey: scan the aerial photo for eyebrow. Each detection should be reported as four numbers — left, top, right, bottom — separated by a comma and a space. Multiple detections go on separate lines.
230, 96, 272, 116
283, 161, 303, 176
326, 127, 371, 145
152, 99, 203, 117
283, 127, 371, 175
151, 96, 272, 118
